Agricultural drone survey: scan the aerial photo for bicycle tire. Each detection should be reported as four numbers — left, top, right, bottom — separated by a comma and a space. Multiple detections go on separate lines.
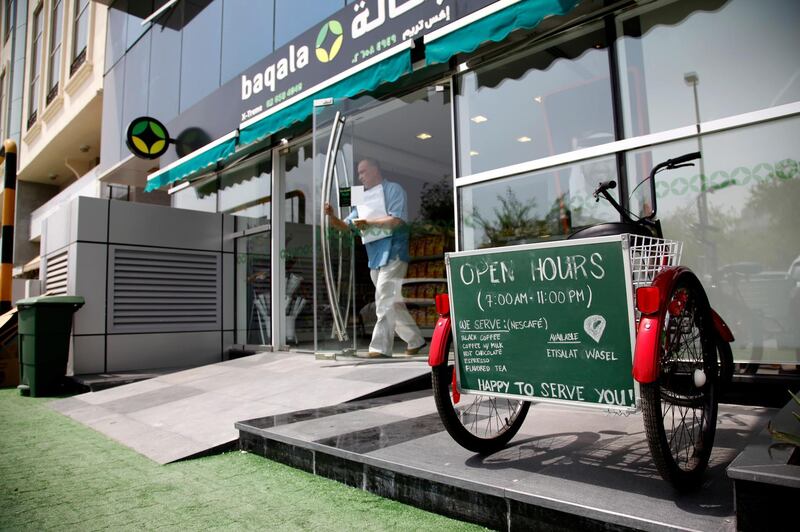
717, 336, 734, 394
641, 271, 719, 490
432, 338, 530, 455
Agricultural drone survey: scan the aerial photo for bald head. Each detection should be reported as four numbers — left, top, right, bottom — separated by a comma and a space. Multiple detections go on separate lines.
357, 158, 383, 189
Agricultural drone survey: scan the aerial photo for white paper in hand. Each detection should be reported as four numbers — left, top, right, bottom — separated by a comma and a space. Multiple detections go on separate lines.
355, 184, 392, 244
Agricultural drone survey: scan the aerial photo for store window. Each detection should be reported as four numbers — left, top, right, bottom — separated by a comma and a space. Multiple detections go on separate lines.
172, 176, 217, 212
625, 116, 800, 365
47, 0, 63, 103
218, 152, 272, 345
282, 139, 314, 348
459, 155, 620, 250
617, 0, 800, 138
455, 25, 614, 177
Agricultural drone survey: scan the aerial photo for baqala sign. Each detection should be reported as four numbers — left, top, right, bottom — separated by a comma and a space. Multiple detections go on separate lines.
235, 0, 499, 122
162, 0, 500, 165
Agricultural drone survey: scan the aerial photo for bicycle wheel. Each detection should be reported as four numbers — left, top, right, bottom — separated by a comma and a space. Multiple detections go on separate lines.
432, 338, 530, 455
641, 271, 718, 490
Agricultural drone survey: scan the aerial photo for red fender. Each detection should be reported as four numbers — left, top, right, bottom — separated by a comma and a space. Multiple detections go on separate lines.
428, 294, 452, 367
633, 266, 690, 384
711, 308, 735, 342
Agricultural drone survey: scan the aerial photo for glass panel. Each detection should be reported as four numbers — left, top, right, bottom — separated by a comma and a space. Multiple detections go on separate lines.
28, 6, 43, 118
459, 156, 620, 250
455, 25, 613, 176
104, 1, 127, 72
218, 152, 272, 226
625, 116, 800, 366
220, 0, 274, 84
72, 0, 88, 59
179, 0, 222, 112
274, 0, 342, 49
99, 58, 125, 172
217, 151, 273, 347
236, 231, 271, 345
617, 0, 800, 138
125, 0, 151, 50
282, 139, 315, 349
148, 5, 181, 123
171, 176, 217, 212
47, 0, 63, 93
313, 86, 454, 357
121, 32, 151, 134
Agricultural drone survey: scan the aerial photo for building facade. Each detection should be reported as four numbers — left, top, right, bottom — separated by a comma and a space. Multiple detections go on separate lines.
21, 0, 800, 373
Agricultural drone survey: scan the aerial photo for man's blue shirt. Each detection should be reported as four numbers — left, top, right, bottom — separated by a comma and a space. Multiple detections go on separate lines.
345, 180, 410, 269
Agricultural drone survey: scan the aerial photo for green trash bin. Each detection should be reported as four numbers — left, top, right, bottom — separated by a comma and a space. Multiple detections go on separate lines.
17, 295, 84, 397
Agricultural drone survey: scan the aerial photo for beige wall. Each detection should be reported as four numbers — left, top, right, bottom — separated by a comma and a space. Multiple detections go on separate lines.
18, 1, 107, 186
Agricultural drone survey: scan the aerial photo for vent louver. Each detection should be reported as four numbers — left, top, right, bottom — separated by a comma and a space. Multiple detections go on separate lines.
45, 250, 69, 295
109, 247, 220, 333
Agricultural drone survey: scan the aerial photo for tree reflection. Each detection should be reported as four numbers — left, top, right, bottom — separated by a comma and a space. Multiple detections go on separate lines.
470, 187, 549, 247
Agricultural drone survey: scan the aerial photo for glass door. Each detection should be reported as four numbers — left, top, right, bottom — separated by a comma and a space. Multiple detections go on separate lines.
312, 85, 454, 358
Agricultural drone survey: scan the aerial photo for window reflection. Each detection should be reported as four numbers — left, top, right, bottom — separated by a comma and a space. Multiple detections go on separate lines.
459, 157, 620, 250
456, 26, 614, 176
99, 60, 125, 172
179, 0, 222, 112
148, 7, 181, 123
274, 0, 343, 49
122, 33, 151, 134
171, 176, 217, 212
218, 153, 272, 227
283, 140, 315, 347
221, 0, 274, 84
236, 232, 271, 345
626, 116, 800, 364
617, 0, 800, 137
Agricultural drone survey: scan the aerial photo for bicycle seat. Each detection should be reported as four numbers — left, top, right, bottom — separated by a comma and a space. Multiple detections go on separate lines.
567, 222, 654, 240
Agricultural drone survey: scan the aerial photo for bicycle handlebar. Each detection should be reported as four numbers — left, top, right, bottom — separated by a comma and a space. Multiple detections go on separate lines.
664, 151, 701, 168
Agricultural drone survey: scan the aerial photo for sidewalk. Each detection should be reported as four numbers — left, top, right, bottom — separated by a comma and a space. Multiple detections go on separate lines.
0, 389, 482, 531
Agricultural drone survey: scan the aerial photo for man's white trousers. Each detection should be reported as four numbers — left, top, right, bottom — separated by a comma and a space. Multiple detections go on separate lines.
369, 258, 425, 355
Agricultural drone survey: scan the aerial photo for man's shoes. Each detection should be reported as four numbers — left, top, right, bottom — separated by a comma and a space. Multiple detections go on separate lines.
360, 351, 390, 359
405, 342, 427, 356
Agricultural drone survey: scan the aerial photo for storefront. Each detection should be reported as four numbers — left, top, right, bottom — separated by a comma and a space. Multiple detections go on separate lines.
128, 0, 798, 365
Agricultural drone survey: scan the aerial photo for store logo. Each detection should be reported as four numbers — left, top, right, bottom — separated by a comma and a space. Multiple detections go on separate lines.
315, 20, 344, 63
126, 116, 170, 159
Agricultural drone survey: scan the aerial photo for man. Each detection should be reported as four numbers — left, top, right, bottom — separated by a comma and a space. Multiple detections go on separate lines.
325, 158, 426, 358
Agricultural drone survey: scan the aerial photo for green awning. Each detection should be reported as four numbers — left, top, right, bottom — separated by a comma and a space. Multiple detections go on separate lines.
238, 49, 412, 147
145, 47, 412, 192
145, 131, 237, 192
425, 0, 579, 65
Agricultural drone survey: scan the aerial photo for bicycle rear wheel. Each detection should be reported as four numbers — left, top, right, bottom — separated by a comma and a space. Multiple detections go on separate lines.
432, 338, 530, 454
641, 271, 719, 490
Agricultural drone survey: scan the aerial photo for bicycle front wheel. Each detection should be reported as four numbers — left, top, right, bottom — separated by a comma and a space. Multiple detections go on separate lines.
432, 343, 530, 454
641, 271, 719, 490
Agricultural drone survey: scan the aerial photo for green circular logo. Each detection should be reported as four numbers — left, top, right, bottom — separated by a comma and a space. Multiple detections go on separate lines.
126, 117, 170, 159
315, 20, 343, 63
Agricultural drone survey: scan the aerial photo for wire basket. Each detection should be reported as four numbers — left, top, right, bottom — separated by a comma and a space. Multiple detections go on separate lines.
628, 235, 683, 291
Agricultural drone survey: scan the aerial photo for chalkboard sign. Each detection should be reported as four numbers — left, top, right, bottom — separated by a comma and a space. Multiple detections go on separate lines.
446, 235, 638, 410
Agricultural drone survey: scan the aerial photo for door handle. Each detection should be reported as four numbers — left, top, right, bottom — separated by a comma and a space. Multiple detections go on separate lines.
320, 112, 348, 341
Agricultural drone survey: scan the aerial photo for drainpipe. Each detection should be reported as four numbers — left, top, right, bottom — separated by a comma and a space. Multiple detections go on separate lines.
0, 140, 17, 313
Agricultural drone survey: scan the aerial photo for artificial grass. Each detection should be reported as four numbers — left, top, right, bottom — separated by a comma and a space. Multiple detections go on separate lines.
0, 389, 484, 531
